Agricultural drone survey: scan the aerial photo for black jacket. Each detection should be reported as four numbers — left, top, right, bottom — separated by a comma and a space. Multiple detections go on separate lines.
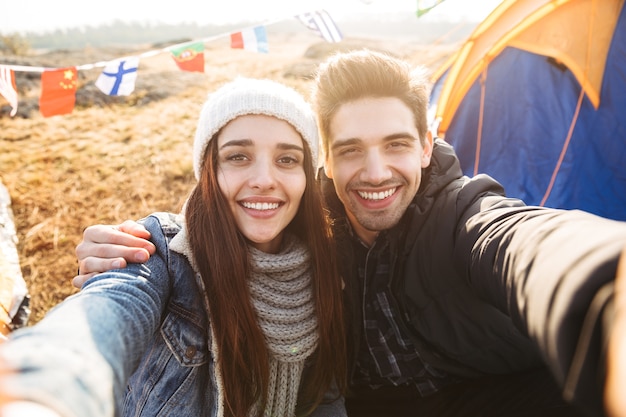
321, 139, 626, 414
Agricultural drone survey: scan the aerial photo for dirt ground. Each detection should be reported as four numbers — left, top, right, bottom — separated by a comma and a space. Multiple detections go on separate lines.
0, 33, 457, 324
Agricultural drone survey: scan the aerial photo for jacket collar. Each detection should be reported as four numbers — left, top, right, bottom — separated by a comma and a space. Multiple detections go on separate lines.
170, 219, 200, 273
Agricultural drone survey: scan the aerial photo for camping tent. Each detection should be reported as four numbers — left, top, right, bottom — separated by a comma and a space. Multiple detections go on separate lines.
429, 0, 626, 221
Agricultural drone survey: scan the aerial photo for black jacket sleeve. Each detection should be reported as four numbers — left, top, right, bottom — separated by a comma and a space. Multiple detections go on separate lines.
456, 200, 626, 415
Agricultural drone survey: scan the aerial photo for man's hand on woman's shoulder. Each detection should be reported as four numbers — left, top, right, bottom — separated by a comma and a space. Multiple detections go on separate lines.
73, 220, 156, 288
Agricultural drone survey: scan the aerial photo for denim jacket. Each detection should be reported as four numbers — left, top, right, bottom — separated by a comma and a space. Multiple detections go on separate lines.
0, 212, 345, 417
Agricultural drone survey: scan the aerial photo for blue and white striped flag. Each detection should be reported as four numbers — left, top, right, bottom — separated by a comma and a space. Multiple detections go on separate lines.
296, 10, 343, 43
95, 57, 139, 96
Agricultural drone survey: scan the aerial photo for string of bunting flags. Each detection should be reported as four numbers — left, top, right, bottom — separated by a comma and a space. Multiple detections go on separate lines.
0, 9, 342, 118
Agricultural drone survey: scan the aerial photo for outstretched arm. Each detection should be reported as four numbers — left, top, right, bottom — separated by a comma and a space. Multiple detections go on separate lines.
1, 215, 171, 417
73, 220, 156, 288
457, 200, 626, 414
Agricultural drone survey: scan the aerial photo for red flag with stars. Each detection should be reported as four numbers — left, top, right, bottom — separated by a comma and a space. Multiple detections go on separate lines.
39, 67, 78, 117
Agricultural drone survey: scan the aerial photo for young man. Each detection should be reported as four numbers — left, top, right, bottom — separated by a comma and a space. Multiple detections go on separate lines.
75, 50, 626, 417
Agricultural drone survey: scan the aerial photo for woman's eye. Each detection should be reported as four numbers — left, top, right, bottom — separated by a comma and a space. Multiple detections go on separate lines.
278, 156, 300, 165
226, 153, 248, 161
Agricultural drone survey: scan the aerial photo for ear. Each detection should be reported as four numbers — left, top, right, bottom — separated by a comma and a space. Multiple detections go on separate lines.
421, 130, 434, 168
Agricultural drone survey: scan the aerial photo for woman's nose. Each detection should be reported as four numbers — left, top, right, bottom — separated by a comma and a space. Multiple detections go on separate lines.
248, 159, 277, 189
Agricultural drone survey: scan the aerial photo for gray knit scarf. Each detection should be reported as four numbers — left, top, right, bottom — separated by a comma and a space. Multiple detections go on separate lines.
247, 234, 319, 417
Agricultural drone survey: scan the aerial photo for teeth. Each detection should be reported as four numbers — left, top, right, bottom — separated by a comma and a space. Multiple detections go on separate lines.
357, 188, 396, 201
242, 202, 279, 210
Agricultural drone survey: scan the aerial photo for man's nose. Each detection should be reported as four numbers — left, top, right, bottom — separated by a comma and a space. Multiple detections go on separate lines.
360, 150, 392, 185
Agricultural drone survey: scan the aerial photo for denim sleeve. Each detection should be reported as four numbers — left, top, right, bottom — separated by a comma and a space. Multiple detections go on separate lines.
0, 216, 172, 417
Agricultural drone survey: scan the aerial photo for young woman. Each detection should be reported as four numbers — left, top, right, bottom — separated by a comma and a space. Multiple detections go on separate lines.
0, 78, 347, 417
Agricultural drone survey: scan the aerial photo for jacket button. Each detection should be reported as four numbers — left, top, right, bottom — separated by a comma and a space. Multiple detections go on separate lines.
185, 346, 197, 358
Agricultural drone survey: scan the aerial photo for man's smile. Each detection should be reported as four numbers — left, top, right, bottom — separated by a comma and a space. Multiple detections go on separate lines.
357, 187, 397, 201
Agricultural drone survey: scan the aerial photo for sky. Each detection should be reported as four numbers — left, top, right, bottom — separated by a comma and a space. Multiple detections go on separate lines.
1, 0, 503, 34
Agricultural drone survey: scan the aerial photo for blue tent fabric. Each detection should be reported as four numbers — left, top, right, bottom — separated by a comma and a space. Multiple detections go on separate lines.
433, 5, 626, 221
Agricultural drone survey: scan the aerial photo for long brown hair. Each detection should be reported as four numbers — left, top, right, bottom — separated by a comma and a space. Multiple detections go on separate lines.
185, 133, 346, 416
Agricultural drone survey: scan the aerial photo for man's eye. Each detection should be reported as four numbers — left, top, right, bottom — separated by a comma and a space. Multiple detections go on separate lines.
338, 147, 359, 156
390, 138, 418, 150
389, 141, 408, 148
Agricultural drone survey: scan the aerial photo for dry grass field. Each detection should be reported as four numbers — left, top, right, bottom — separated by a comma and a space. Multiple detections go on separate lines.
0, 32, 458, 324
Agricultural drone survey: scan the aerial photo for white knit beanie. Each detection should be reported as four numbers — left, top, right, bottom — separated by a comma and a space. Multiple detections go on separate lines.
193, 78, 319, 180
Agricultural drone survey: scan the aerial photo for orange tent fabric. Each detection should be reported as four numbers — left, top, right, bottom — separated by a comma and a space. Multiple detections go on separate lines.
432, 0, 624, 136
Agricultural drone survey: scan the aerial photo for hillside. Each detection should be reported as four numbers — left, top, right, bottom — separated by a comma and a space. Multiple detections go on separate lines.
0, 34, 458, 324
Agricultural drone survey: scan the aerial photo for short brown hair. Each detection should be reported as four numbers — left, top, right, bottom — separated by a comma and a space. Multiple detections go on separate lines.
312, 49, 430, 158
